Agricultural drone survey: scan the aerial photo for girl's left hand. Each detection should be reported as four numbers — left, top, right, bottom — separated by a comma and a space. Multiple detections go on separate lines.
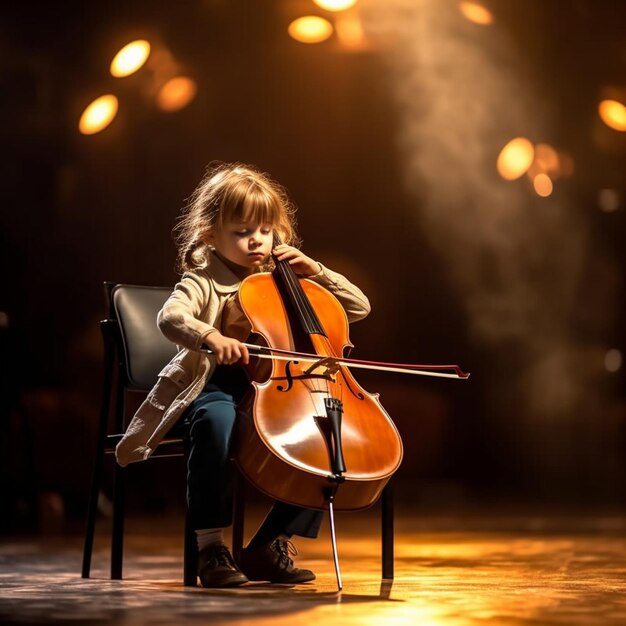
272, 244, 321, 277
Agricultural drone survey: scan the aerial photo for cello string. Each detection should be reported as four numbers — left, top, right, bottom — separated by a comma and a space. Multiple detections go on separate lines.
273, 239, 345, 418
276, 260, 305, 322
279, 262, 330, 418
302, 362, 324, 417
272, 254, 322, 410
273, 232, 326, 334
279, 262, 314, 331
277, 258, 322, 334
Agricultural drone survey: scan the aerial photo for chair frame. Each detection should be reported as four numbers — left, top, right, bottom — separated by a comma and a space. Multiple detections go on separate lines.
81, 282, 394, 587
81, 283, 203, 585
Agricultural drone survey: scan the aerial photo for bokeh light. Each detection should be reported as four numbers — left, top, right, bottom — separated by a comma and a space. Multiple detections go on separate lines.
78, 94, 119, 135
497, 137, 534, 180
335, 13, 367, 49
458, 1, 494, 25
598, 99, 626, 131
156, 76, 198, 112
598, 188, 621, 212
288, 16, 334, 44
533, 173, 553, 197
534, 143, 560, 174
110, 40, 151, 78
313, 0, 358, 11
605, 349, 622, 373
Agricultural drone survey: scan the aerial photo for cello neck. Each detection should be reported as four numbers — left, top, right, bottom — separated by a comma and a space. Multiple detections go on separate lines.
272, 234, 326, 337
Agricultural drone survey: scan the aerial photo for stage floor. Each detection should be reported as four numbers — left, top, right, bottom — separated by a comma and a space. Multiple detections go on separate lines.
2, 509, 626, 625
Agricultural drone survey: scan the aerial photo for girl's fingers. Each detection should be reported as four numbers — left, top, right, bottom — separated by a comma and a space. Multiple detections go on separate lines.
276, 250, 302, 263
240, 344, 250, 365
273, 244, 297, 257
215, 342, 248, 365
272, 246, 317, 276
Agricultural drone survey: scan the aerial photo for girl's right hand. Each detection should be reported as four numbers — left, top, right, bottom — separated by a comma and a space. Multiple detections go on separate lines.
203, 331, 250, 365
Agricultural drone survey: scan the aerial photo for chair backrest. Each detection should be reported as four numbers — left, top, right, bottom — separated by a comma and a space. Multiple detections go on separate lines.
110, 284, 178, 390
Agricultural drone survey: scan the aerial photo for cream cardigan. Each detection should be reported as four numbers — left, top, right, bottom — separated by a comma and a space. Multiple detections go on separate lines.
116, 251, 370, 466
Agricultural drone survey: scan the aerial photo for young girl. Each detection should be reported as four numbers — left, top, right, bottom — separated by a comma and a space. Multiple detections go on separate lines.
116, 163, 371, 588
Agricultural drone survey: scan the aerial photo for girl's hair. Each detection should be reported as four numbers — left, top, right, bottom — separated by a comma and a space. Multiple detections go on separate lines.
175, 162, 299, 272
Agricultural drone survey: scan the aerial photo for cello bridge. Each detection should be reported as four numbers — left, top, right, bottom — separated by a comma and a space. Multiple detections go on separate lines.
304, 356, 340, 377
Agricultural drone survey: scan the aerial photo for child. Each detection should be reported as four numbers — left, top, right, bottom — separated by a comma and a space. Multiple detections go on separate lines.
116, 162, 371, 588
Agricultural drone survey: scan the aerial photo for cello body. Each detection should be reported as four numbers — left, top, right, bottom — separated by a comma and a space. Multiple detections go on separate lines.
231, 267, 403, 512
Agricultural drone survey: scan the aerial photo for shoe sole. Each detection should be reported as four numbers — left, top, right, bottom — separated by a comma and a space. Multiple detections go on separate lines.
245, 573, 316, 584
198, 573, 249, 588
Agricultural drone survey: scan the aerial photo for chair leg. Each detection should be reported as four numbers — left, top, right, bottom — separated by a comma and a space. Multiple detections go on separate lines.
82, 324, 115, 579
111, 463, 126, 579
231, 469, 245, 563
381, 482, 394, 580
183, 508, 198, 586
81, 444, 105, 578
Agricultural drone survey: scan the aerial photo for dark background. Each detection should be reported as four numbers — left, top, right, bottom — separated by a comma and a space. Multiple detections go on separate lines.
1, 0, 625, 533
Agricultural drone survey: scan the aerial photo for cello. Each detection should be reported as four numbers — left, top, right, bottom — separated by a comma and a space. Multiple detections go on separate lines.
212, 237, 469, 587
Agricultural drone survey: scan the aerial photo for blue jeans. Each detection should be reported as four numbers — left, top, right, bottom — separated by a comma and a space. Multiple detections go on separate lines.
185, 365, 323, 542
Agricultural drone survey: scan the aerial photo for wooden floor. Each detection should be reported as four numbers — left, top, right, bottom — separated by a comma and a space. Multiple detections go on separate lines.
3, 508, 626, 625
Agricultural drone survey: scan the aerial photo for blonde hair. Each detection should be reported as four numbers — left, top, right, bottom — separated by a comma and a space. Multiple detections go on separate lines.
175, 162, 299, 272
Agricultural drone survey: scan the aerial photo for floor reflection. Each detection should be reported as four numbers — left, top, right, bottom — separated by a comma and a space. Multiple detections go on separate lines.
2, 513, 626, 625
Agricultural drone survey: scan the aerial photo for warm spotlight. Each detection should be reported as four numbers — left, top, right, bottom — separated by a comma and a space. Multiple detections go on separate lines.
110, 40, 151, 78
598, 99, 626, 131
497, 137, 534, 180
78, 94, 119, 135
533, 173, 553, 197
156, 76, 197, 112
458, 1, 494, 25
313, 0, 358, 11
288, 16, 334, 44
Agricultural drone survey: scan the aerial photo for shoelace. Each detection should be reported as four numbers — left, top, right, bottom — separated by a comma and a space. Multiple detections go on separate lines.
274, 539, 298, 569
212, 544, 235, 568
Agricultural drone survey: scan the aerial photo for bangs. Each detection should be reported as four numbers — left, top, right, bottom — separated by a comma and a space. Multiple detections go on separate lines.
219, 178, 282, 227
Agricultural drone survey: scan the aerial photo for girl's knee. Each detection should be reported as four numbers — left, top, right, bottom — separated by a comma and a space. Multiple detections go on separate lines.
189, 404, 236, 447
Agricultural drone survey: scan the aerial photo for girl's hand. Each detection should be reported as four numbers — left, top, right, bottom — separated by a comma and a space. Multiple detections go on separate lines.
272, 244, 321, 277
203, 331, 249, 365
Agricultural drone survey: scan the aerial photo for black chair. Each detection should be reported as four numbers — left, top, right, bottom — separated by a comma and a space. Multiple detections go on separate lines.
81, 283, 231, 586
81, 282, 394, 588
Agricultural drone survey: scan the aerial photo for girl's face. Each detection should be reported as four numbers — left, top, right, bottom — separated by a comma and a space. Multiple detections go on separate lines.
209, 220, 274, 274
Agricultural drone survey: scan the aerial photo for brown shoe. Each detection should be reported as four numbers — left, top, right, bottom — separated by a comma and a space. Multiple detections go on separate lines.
240, 537, 316, 583
197, 542, 248, 588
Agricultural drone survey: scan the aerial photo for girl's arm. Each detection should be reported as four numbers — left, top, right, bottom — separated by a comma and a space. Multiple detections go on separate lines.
157, 271, 217, 351
157, 271, 250, 364
308, 263, 371, 323
272, 244, 371, 323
